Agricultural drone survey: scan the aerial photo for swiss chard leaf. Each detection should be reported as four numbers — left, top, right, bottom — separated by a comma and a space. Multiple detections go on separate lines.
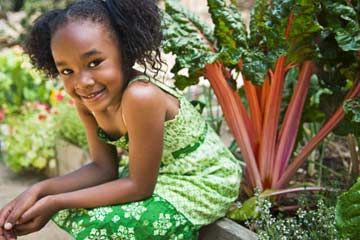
335, 98, 360, 136
325, 1, 360, 52
336, 178, 360, 239
162, 0, 217, 89
207, 0, 248, 67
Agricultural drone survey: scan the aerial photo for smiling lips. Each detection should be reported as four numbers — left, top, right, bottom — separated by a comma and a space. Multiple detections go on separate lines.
80, 88, 105, 100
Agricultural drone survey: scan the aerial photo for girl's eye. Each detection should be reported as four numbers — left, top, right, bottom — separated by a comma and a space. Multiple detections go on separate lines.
88, 59, 103, 68
61, 69, 73, 75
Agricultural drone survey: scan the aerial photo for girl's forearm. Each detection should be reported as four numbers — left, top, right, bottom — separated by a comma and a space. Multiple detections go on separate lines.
34, 162, 118, 197
54, 177, 151, 209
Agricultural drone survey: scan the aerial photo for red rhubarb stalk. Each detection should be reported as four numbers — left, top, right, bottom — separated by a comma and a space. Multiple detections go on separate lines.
258, 56, 286, 187
272, 61, 315, 186
276, 81, 360, 188
204, 62, 262, 189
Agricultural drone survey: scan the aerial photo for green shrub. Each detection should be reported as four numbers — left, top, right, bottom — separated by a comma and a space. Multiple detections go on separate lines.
2, 97, 88, 172
55, 100, 87, 150
3, 103, 57, 172
248, 195, 344, 240
0, 47, 56, 114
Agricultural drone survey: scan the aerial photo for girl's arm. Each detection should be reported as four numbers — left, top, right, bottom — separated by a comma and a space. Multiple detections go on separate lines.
33, 101, 119, 197
1, 100, 120, 231
23, 82, 166, 214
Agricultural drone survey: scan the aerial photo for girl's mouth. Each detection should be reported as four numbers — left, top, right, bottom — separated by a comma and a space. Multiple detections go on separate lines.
81, 88, 106, 101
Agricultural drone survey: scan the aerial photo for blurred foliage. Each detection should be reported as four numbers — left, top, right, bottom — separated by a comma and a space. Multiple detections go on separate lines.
54, 98, 88, 150
0, 0, 75, 47
2, 98, 87, 172
0, 0, 73, 12
3, 103, 57, 172
0, 47, 57, 114
0, 46, 87, 172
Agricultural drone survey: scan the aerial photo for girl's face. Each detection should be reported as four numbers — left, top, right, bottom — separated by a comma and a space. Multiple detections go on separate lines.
51, 20, 125, 113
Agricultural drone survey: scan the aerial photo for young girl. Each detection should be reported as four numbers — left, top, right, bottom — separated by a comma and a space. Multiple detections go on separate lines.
0, 0, 242, 239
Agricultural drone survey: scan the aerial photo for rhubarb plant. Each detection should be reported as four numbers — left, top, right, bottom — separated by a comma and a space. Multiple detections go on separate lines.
162, 0, 360, 194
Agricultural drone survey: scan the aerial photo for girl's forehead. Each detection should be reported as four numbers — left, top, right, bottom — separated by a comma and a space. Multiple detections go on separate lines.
50, 21, 117, 59
52, 21, 112, 46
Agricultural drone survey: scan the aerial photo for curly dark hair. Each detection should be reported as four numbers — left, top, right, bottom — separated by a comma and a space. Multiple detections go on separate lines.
24, 0, 163, 79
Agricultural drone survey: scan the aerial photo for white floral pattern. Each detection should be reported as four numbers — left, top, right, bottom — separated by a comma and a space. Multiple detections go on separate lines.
153, 213, 172, 236
112, 215, 121, 223
88, 207, 113, 222
121, 202, 147, 220
70, 220, 85, 237
85, 228, 108, 240
112, 226, 135, 240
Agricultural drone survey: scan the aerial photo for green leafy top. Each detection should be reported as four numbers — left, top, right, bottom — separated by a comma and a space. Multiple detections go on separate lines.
163, 0, 324, 86
162, 0, 217, 89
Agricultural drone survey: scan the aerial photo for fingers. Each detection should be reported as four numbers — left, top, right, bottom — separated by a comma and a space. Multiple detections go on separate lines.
3, 205, 28, 231
17, 208, 35, 225
3, 230, 16, 240
0, 227, 5, 240
14, 220, 39, 236
0, 227, 16, 240
0, 202, 14, 227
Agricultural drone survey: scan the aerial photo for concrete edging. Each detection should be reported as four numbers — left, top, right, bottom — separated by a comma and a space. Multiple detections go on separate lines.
200, 218, 258, 240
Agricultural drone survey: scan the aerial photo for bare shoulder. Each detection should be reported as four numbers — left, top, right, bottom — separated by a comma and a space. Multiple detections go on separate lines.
121, 80, 167, 134
122, 80, 165, 111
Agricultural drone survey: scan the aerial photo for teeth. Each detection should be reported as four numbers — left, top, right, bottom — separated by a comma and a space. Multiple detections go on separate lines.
83, 89, 103, 99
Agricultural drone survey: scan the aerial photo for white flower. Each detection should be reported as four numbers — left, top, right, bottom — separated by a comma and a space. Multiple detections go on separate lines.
88, 207, 113, 222
153, 213, 172, 236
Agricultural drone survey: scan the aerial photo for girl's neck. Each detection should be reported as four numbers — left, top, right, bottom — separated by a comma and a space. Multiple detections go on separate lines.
97, 69, 143, 115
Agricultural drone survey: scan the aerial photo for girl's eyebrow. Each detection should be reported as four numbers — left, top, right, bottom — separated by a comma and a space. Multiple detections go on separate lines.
81, 49, 102, 60
55, 49, 103, 66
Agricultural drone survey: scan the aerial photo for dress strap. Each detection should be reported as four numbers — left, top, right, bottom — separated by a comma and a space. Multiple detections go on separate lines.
128, 74, 182, 99
128, 74, 151, 84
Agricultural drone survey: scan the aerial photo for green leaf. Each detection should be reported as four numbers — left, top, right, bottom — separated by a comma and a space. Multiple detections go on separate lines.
335, 98, 360, 137
325, 1, 360, 52
226, 196, 260, 221
207, 0, 248, 66
163, 1, 217, 88
344, 98, 360, 123
242, 50, 269, 85
336, 178, 360, 239
226, 189, 274, 221
32, 157, 48, 169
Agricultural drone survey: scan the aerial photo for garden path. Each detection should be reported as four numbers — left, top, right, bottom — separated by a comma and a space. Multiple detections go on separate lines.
0, 160, 71, 240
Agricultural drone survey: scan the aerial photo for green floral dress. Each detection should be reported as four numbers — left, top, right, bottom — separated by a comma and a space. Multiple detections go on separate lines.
52, 77, 242, 240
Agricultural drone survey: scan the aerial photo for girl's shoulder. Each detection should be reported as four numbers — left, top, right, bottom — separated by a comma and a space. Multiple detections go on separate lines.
122, 79, 166, 107
121, 80, 168, 125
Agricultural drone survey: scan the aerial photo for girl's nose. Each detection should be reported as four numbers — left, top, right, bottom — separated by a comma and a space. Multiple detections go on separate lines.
76, 72, 95, 89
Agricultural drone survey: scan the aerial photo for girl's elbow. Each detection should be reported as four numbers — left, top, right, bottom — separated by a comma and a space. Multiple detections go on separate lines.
135, 184, 155, 200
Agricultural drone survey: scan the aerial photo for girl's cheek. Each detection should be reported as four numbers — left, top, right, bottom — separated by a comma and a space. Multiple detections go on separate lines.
62, 83, 77, 99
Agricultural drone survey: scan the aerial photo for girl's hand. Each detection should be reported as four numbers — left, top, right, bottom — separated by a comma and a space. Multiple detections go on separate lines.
0, 227, 16, 240
0, 200, 16, 229
0, 187, 40, 231
13, 196, 59, 236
